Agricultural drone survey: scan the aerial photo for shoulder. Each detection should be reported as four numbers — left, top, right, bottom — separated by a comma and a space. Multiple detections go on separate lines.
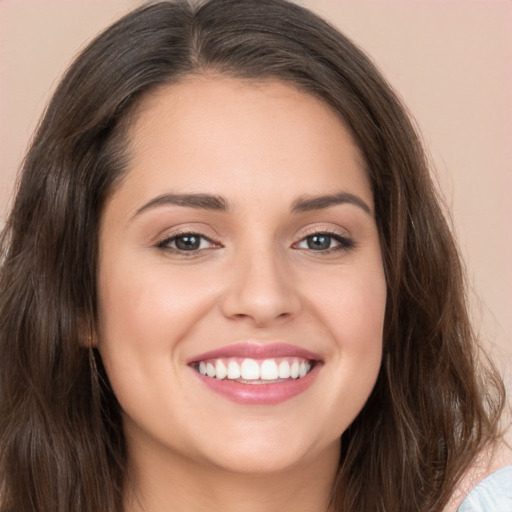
456, 466, 512, 512
444, 437, 512, 512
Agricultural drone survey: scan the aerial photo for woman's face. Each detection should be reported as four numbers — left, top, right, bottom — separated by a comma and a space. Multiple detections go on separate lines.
97, 77, 386, 475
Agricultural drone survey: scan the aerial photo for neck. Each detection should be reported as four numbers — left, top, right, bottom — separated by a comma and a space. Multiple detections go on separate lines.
124, 441, 340, 512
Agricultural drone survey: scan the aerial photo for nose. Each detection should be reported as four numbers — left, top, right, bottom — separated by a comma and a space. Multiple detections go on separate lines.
220, 248, 301, 327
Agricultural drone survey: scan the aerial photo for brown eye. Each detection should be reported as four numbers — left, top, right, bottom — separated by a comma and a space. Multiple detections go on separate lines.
174, 235, 202, 251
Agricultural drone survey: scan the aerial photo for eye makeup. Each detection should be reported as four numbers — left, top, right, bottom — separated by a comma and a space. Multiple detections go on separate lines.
155, 227, 356, 258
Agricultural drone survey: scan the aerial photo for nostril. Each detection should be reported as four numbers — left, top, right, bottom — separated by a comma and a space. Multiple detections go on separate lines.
220, 280, 301, 326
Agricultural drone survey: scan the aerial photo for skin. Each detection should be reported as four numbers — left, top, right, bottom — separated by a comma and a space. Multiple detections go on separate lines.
96, 76, 387, 512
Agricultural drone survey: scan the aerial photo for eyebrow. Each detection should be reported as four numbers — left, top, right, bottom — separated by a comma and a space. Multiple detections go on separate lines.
134, 193, 231, 217
133, 191, 372, 218
290, 192, 372, 215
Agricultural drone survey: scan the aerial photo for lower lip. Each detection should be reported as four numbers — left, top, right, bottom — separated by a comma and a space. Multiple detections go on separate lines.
191, 364, 321, 405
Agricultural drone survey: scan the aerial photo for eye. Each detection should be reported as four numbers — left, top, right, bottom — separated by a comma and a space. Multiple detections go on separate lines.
295, 232, 355, 252
157, 232, 218, 253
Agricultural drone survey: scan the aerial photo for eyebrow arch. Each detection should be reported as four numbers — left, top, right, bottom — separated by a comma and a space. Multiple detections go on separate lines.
133, 191, 372, 218
133, 193, 231, 217
291, 192, 372, 215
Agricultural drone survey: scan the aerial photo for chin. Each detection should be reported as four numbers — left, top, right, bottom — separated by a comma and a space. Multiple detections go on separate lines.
203, 445, 324, 476
187, 422, 340, 476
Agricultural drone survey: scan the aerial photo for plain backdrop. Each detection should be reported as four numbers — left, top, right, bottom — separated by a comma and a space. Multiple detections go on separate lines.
0, 0, 511, 386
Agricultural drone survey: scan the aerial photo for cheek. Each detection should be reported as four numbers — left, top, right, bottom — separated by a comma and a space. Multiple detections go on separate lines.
335, 272, 385, 384
327, 276, 385, 383
303, 255, 387, 344
299, 256, 386, 422
95, 265, 205, 426
97, 257, 217, 351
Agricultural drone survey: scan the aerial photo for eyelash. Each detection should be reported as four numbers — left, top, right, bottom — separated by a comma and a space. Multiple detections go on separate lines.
156, 230, 220, 255
294, 229, 355, 253
156, 229, 355, 256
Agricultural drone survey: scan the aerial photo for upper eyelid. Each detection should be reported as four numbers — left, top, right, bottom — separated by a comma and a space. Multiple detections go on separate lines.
295, 225, 352, 245
155, 225, 220, 244
298, 226, 349, 237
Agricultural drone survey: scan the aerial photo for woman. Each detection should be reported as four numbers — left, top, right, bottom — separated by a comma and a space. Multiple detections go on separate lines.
0, 1, 509, 511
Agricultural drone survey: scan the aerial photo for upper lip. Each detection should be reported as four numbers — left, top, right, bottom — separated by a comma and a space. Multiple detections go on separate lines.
187, 342, 322, 364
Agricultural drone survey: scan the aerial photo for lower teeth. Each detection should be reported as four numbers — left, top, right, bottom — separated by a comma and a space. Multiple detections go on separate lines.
232, 377, 292, 384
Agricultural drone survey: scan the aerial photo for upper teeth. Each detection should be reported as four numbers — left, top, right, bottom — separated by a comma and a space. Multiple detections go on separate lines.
196, 358, 312, 381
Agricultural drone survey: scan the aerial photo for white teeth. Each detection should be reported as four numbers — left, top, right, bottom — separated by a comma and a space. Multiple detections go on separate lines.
290, 359, 300, 379
215, 360, 227, 380
278, 360, 291, 379
206, 362, 216, 378
227, 360, 241, 379
241, 359, 260, 380
196, 357, 313, 381
260, 359, 279, 380
299, 361, 309, 378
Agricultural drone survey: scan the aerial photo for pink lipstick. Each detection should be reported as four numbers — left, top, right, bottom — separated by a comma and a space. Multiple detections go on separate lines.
187, 342, 322, 405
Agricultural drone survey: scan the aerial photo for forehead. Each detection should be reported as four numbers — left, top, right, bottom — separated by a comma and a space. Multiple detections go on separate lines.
114, 76, 372, 211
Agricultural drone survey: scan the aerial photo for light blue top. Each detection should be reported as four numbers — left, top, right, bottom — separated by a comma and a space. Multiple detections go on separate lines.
457, 466, 512, 512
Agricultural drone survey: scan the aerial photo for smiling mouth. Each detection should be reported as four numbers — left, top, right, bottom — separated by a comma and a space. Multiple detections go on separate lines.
187, 343, 322, 404
191, 357, 315, 383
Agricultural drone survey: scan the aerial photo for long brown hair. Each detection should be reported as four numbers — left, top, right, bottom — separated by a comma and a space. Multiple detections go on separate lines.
0, 1, 505, 511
